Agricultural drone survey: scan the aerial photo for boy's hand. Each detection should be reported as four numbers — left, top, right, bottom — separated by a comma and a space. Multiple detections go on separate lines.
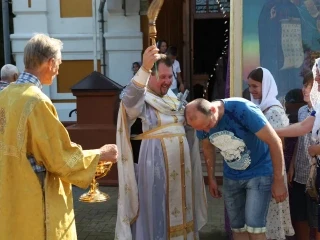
287, 163, 294, 187
179, 83, 185, 93
308, 144, 320, 157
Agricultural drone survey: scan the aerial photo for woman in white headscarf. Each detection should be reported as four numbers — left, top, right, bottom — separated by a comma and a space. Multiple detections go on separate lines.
247, 67, 295, 240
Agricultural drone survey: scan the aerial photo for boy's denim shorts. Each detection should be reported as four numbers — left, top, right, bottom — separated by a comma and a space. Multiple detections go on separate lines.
223, 175, 272, 234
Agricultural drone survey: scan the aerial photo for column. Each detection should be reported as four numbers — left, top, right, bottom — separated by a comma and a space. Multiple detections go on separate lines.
105, 0, 143, 86
11, 0, 51, 97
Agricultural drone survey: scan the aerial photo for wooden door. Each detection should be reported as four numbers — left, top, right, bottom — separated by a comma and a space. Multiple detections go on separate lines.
190, 0, 230, 99
156, 0, 184, 68
182, 0, 192, 92
143, 0, 184, 71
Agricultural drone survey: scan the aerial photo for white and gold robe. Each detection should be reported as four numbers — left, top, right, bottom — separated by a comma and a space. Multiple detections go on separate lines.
115, 68, 207, 240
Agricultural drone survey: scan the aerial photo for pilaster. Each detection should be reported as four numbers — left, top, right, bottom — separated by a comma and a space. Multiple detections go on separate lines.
11, 0, 50, 96
105, 0, 143, 86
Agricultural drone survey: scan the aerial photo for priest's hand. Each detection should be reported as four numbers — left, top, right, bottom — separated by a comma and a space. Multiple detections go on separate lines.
99, 144, 118, 163
141, 45, 160, 72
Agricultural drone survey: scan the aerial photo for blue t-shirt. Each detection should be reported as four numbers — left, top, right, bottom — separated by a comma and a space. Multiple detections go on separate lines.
197, 98, 273, 180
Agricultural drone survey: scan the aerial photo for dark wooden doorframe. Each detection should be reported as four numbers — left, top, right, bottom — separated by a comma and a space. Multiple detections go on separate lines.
182, 0, 192, 97
189, 0, 230, 100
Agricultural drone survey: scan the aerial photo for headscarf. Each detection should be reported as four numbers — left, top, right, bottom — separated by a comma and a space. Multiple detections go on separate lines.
250, 67, 283, 112
311, 58, 320, 140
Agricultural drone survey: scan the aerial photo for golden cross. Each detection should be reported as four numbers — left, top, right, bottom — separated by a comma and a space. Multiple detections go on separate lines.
185, 167, 191, 177
124, 184, 131, 194
122, 154, 128, 163
171, 207, 180, 218
122, 216, 130, 224
170, 170, 179, 180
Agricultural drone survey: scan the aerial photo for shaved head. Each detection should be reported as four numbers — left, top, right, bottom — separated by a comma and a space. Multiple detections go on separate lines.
185, 98, 212, 124
185, 98, 222, 132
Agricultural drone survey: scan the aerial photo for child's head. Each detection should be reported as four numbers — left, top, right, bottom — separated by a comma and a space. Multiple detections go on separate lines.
167, 46, 178, 62
302, 71, 313, 104
132, 62, 140, 74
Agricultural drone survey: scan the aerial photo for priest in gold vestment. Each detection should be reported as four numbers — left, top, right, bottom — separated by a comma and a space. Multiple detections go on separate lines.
0, 34, 118, 240
115, 46, 207, 240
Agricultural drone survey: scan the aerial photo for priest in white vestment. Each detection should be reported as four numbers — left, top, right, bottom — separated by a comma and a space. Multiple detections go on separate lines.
115, 46, 207, 240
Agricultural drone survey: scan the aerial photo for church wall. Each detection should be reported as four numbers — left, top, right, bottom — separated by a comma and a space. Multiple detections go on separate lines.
10, 0, 143, 122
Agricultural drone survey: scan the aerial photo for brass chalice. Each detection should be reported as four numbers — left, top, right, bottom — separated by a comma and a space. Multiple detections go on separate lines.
79, 161, 113, 203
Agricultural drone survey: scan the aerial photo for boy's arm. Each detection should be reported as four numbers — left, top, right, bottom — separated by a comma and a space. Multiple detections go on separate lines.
276, 116, 315, 137
176, 61, 184, 92
308, 144, 320, 157
177, 72, 183, 85
177, 72, 184, 92
288, 141, 298, 186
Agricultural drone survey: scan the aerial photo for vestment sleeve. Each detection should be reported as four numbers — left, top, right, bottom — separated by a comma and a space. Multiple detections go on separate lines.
121, 68, 150, 121
27, 100, 100, 189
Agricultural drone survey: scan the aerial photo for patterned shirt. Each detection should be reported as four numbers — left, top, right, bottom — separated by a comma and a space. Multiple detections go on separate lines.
197, 98, 272, 180
0, 80, 9, 91
294, 105, 314, 184
15, 72, 46, 173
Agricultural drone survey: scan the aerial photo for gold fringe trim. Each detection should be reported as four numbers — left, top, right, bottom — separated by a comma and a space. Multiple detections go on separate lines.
169, 221, 194, 238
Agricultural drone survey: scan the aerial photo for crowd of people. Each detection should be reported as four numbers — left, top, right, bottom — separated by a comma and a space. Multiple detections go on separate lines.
1, 33, 320, 240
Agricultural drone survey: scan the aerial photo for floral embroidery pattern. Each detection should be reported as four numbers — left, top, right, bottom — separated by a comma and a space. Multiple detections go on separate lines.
264, 106, 294, 239
0, 108, 6, 134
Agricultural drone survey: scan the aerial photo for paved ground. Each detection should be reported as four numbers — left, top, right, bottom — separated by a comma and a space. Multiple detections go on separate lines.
73, 186, 228, 240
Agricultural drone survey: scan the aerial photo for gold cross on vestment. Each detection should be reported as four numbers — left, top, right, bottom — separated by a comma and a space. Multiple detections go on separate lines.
124, 184, 131, 194
0, 108, 6, 134
122, 216, 130, 224
170, 170, 179, 180
171, 207, 180, 218
185, 167, 191, 177
122, 154, 128, 163
185, 204, 191, 213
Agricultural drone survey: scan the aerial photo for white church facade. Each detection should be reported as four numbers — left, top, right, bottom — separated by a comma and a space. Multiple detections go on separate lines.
11, 0, 147, 121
